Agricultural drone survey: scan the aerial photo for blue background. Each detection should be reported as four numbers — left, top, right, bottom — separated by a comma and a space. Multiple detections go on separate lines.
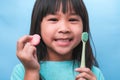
0, 0, 120, 80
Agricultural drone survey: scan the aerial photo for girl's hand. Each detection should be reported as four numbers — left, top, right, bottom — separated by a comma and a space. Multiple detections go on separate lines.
16, 35, 40, 71
75, 67, 97, 80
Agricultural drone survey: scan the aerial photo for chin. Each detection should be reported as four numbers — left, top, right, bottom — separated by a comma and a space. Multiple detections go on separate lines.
56, 50, 72, 55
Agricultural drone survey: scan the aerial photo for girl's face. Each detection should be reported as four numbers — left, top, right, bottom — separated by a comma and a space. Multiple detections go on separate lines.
41, 8, 83, 61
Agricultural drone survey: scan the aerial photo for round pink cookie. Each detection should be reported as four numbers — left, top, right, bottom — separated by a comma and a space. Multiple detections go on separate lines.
30, 34, 40, 46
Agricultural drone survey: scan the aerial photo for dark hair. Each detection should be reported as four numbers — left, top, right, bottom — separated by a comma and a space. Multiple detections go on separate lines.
30, 0, 98, 72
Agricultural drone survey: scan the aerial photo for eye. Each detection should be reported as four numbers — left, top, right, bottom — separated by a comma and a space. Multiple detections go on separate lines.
69, 18, 79, 22
48, 18, 58, 21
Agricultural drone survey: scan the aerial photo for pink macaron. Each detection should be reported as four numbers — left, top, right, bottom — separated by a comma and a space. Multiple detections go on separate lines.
30, 34, 40, 46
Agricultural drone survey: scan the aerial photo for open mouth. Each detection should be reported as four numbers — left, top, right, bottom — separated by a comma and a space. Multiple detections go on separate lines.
54, 38, 73, 46
54, 38, 73, 41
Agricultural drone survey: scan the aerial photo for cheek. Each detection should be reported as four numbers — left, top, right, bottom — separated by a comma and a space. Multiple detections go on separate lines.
72, 25, 83, 43
41, 23, 56, 44
41, 29, 51, 46
41, 22, 49, 42
41, 26, 51, 41
75, 30, 82, 43
74, 31, 82, 47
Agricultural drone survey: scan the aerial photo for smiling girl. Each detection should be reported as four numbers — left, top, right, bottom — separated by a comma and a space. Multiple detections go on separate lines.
11, 0, 104, 80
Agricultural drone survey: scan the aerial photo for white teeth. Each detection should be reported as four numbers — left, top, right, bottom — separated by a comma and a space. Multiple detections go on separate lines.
55, 39, 70, 42
59, 39, 69, 42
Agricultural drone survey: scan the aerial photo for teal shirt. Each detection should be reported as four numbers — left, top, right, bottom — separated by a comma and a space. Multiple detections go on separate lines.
11, 61, 105, 80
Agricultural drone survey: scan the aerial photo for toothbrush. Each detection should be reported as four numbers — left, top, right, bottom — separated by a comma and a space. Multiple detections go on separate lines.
80, 32, 88, 68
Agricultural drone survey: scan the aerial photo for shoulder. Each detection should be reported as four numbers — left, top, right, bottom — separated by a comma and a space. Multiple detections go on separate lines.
11, 63, 25, 80
91, 66, 105, 80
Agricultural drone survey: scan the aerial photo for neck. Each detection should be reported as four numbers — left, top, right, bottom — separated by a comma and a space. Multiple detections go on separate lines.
46, 52, 72, 61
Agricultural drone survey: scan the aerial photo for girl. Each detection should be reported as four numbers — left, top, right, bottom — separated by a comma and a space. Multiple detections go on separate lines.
11, 0, 104, 80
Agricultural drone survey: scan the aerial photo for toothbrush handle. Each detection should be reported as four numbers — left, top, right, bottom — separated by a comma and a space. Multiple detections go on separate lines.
80, 42, 86, 68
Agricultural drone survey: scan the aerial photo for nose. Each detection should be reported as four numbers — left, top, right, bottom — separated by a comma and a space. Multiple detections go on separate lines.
58, 20, 71, 34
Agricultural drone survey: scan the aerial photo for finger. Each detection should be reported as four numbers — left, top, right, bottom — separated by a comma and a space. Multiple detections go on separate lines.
25, 44, 38, 63
76, 77, 86, 80
23, 42, 37, 56
76, 72, 91, 80
33, 50, 38, 60
75, 68, 93, 76
75, 68, 96, 80
17, 43, 32, 60
17, 35, 33, 52
79, 78, 86, 80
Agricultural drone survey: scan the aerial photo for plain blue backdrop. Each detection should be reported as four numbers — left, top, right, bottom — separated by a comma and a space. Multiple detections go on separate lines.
0, 0, 120, 80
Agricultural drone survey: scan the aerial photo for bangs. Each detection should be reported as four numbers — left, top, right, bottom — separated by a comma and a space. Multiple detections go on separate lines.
32, 0, 88, 34
38, 0, 83, 16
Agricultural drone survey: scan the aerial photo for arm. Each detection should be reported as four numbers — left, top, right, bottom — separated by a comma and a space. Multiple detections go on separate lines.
11, 64, 40, 80
24, 70, 39, 80
16, 35, 40, 80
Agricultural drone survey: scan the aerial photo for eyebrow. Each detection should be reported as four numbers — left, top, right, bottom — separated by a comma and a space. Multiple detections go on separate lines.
69, 13, 78, 15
